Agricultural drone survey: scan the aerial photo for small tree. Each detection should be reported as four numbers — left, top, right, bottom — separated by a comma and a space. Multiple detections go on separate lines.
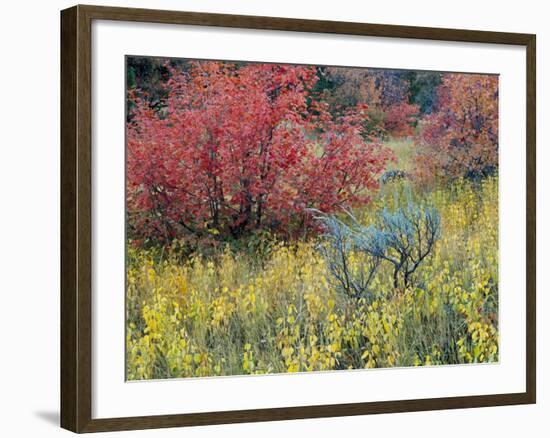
316, 202, 440, 298
315, 213, 382, 301
372, 204, 441, 288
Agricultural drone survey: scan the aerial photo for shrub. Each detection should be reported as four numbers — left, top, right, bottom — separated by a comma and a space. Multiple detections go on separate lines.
127, 61, 395, 245
316, 201, 441, 296
315, 213, 382, 301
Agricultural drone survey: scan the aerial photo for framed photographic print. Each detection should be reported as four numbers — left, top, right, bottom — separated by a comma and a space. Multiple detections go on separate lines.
60, 4, 536, 433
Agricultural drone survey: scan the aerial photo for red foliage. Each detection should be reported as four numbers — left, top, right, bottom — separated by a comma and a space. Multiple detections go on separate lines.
383, 102, 419, 138
127, 61, 394, 243
416, 74, 498, 181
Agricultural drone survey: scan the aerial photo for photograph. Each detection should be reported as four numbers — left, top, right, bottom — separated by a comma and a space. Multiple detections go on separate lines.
125, 57, 499, 380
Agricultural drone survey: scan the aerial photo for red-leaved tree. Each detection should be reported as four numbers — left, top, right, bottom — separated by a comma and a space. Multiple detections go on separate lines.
127, 61, 394, 244
416, 73, 498, 181
383, 102, 419, 138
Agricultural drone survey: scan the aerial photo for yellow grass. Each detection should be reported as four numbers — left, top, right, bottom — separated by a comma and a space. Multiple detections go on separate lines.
126, 176, 498, 379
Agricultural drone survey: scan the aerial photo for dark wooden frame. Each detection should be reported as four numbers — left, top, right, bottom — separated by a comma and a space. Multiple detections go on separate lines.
61, 4, 536, 433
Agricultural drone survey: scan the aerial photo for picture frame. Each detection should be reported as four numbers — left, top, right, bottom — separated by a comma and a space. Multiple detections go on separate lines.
60, 4, 536, 433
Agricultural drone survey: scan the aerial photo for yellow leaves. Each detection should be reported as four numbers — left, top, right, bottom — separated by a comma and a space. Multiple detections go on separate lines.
147, 267, 156, 283
287, 362, 300, 373
382, 319, 390, 334
365, 358, 376, 368
210, 295, 235, 328
281, 346, 294, 359
125, 177, 499, 379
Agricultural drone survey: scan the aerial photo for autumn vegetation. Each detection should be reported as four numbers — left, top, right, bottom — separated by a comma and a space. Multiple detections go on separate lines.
125, 57, 499, 379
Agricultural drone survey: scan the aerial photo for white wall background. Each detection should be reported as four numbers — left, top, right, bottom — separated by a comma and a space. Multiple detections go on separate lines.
0, 0, 546, 436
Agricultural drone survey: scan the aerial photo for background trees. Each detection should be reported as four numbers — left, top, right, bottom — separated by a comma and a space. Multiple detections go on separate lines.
416, 74, 499, 181
316, 67, 421, 139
